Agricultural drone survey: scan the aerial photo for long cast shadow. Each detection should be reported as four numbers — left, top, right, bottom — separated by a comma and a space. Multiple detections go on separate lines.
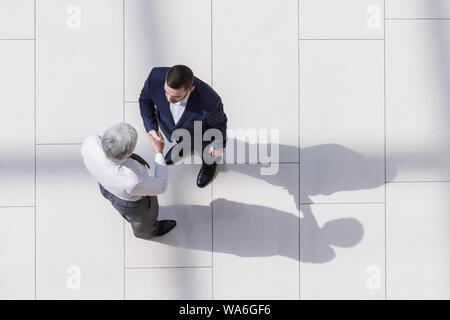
149, 140, 397, 263
154, 198, 365, 263
218, 141, 397, 208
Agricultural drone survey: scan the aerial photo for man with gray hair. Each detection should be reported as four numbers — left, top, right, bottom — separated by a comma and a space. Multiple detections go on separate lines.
81, 122, 176, 239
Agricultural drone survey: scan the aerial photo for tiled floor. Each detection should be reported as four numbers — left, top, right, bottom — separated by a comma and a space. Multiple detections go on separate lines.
0, 0, 448, 300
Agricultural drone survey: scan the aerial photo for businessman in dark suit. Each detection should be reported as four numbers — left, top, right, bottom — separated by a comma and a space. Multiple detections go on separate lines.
139, 65, 228, 188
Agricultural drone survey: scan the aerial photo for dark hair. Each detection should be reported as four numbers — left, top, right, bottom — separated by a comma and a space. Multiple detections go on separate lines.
165, 65, 194, 90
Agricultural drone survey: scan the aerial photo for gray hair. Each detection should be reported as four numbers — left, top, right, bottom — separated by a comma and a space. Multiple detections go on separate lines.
101, 123, 138, 162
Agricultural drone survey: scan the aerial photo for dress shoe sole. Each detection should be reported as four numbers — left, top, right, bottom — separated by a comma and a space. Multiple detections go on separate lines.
153, 220, 176, 236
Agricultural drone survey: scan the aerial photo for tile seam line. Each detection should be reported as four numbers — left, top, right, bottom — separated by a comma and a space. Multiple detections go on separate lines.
388, 181, 450, 183
210, 0, 214, 301
0, 206, 36, 208
36, 143, 83, 145
384, 0, 387, 300
386, 18, 450, 20
125, 266, 213, 269
34, 0, 37, 301
298, 0, 301, 301
300, 202, 385, 205
123, 0, 125, 301
299, 38, 384, 40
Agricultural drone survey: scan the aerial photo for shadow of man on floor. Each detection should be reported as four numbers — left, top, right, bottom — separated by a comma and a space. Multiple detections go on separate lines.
151, 139, 396, 263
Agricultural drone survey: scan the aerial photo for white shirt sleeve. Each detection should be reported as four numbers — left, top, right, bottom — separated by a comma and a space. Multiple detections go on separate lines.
129, 153, 168, 196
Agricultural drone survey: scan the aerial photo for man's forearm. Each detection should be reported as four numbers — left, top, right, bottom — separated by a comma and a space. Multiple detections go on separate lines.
139, 102, 159, 132
138, 74, 159, 132
131, 152, 167, 196
207, 100, 228, 148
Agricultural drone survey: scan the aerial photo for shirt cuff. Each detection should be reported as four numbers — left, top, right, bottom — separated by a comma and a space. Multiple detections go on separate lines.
154, 152, 166, 165
211, 140, 224, 151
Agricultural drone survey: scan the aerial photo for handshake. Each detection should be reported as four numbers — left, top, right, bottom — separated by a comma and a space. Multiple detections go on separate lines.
146, 129, 224, 158
147, 130, 165, 154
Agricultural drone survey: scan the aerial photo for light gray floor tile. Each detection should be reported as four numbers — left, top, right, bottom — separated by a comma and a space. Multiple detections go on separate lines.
386, 20, 450, 181
387, 182, 450, 299
0, 207, 35, 299
0, 0, 34, 39
300, 0, 384, 39
300, 203, 385, 300
36, 145, 123, 299
213, 0, 298, 162
0, 41, 34, 206
125, 268, 211, 300
125, 0, 211, 101
386, 0, 450, 18
212, 164, 299, 299
36, 0, 122, 143
300, 40, 387, 204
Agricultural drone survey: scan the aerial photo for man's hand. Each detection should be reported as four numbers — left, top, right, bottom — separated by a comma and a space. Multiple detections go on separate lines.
148, 130, 165, 154
147, 129, 163, 142
209, 146, 223, 158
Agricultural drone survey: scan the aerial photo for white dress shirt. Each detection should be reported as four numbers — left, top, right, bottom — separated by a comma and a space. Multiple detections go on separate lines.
81, 135, 167, 201
169, 91, 190, 125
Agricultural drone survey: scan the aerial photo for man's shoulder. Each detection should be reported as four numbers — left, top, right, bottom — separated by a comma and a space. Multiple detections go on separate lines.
149, 66, 170, 81
193, 77, 221, 108
81, 135, 102, 155
83, 134, 101, 144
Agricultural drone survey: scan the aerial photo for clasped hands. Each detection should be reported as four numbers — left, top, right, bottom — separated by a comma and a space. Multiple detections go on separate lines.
147, 129, 224, 158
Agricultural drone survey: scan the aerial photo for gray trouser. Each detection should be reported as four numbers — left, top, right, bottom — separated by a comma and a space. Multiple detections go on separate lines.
99, 184, 159, 239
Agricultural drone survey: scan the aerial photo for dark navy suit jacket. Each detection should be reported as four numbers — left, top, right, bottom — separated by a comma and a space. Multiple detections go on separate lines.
139, 67, 228, 148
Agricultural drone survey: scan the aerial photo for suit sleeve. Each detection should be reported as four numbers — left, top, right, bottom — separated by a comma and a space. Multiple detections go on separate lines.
139, 71, 159, 133
130, 153, 167, 196
206, 98, 228, 149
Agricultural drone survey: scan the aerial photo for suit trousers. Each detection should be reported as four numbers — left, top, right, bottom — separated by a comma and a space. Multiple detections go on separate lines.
99, 184, 160, 240
172, 136, 219, 167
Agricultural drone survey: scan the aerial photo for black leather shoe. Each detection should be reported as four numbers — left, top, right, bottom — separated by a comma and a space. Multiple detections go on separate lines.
197, 163, 216, 188
153, 220, 176, 236
164, 144, 183, 165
